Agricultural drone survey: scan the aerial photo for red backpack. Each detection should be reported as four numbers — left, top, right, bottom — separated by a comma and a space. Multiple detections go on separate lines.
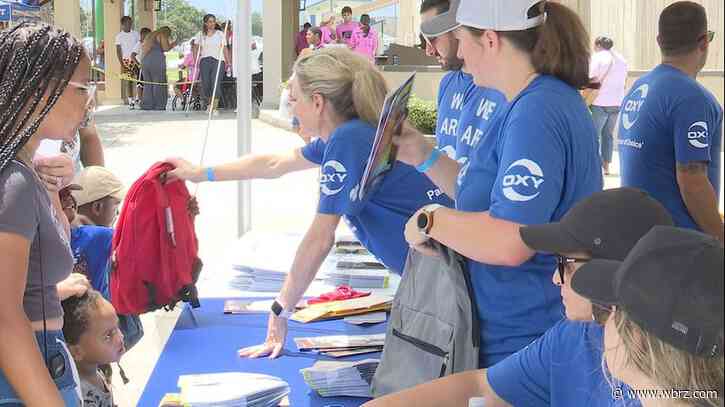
111, 162, 203, 315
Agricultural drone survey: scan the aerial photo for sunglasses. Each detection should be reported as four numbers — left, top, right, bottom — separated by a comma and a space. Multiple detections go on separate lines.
67, 81, 97, 128
556, 255, 588, 285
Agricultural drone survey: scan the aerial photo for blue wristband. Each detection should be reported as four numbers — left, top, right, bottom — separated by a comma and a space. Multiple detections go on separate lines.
206, 167, 216, 182
416, 148, 442, 173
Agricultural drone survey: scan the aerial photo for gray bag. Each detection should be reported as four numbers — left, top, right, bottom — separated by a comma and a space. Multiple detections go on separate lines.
371, 244, 480, 397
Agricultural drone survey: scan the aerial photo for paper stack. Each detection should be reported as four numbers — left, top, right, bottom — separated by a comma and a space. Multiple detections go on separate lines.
229, 232, 304, 292
300, 359, 380, 398
294, 333, 385, 358
177, 372, 290, 407
323, 252, 390, 289
291, 295, 393, 323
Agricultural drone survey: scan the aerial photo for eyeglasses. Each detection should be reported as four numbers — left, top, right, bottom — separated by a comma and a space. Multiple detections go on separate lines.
556, 255, 588, 285
700, 30, 716, 43
67, 81, 97, 128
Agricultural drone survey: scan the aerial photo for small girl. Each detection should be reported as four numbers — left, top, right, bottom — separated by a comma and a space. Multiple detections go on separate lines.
63, 290, 126, 407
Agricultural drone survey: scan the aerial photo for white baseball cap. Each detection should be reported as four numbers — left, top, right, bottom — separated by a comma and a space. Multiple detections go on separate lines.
456, 0, 547, 31
420, 0, 461, 38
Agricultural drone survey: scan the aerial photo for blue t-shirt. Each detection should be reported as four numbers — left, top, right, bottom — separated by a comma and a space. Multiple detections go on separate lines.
455, 86, 507, 165
301, 120, 453, 273
488, 320, 640, 407
618, 64, 723, 230
456, 75, 603, 367
436, 70, 476, 159
71, 225, 113, 299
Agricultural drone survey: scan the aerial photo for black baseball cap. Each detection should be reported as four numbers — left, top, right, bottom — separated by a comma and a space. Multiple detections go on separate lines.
520, 188, 674, 261
572, 226, 724, 358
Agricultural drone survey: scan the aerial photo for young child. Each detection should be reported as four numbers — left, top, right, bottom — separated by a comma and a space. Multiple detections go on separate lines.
63, 290, 126, 407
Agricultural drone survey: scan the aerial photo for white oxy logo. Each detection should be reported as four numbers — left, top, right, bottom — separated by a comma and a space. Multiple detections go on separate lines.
320, 160, 348, 196
502, 159, 545, 202
687, 121, 709, 149
621, 84, 649, 130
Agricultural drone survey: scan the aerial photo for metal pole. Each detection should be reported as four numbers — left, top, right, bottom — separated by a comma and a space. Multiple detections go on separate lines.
236, 0, 252, 237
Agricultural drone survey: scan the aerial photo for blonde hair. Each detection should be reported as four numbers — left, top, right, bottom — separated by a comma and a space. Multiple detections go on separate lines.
293, 47, 388, 128
612, 309, 724, 406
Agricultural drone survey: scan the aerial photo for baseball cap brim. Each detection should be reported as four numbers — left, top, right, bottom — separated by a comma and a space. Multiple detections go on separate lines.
420, 7, 460, 37
520, 223, 587, 255
570, 259, 621, 305
109, 187, 127, 202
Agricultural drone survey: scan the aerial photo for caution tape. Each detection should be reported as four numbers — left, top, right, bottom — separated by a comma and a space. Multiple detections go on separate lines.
91, 66, 198, 86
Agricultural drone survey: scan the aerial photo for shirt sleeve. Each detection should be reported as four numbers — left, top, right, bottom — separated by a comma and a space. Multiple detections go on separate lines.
489, 110, 566, 225
673, 94, 717, 164
114, 33, 122, 46
0, 168, 39, 241
300, 138, 326, 165
487, 323, 556, 405
316, 136, 368, 216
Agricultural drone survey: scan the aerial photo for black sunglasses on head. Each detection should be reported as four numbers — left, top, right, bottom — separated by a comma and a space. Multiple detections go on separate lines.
700, 30, 716, 43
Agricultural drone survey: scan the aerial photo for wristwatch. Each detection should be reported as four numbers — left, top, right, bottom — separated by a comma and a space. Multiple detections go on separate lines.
271, 299, 294, 319
416, 204, 444, 236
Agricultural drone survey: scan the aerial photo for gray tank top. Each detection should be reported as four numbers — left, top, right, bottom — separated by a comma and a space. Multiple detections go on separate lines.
0, 161, 73, 321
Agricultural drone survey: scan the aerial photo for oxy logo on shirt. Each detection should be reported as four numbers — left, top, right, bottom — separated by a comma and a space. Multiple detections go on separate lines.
502, 159, 545, 202
621, 84, 649, 130
320, 160, 348, 196
687, 121, 709, 149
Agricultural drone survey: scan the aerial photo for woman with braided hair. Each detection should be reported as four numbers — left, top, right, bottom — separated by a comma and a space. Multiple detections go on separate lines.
0, 23, 97, 406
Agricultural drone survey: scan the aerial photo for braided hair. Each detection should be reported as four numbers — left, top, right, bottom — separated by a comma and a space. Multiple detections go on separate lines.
0, 23, 84, 173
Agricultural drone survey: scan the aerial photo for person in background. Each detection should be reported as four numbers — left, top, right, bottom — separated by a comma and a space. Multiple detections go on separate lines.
62, 290, 125, 407
305, 27, 324, 53
365, 187, 671, 407
319, 13, 337, 45
295, 23, 312, 56
141, 26, 176, 111
351, 14, 378, 62
399, 0, 602, 368
131, 27, 152, 105
115, 16, 140, 108
589, 36, 627, 176
192, 14, 231, 112
420, 0, 506, 166
618, 1, 723, 242
573, 226, 723, 407
336, 6, 360, 48
418, 0, 471, 160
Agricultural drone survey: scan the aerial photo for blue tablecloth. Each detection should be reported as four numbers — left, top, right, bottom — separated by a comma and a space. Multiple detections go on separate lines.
139, 298, 386, 406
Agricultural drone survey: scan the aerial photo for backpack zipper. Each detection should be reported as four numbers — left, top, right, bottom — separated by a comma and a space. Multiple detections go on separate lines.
392, 328, 450, 377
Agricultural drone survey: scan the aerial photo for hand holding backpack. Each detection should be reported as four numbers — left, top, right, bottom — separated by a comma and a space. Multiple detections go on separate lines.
111, 162, 203, 315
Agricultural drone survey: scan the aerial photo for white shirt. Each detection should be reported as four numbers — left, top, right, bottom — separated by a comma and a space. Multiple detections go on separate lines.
194, 31, 228, 61
589, 50, 628, 107
131, 41, 143, 63
115, 30, 140, 60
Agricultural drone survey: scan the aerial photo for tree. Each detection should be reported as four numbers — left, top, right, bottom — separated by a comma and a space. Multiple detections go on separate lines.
157, 0, 207, 45
252, 12, 263, 37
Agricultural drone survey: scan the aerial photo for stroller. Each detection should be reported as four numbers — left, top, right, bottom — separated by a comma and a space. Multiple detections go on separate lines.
172, 69, 202, 111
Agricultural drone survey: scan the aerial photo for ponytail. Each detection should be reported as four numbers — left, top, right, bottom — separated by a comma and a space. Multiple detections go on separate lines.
501, 1, 591, 89
294, 47, 388, 127
352, 68, 387, 127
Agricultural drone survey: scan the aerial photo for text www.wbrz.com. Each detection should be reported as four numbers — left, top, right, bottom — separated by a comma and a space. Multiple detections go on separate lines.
612, 387, 719, 400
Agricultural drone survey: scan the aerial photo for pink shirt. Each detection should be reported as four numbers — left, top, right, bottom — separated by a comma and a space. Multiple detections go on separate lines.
352, 27, 378, 61
589, 50, 628, 107
336, 21, 361, 47
182, 52, 199, 82
295, 30, 309, 55
320, 25, 335, 45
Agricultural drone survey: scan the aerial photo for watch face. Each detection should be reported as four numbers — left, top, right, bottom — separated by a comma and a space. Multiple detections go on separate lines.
271, 300, 283, 316
417, 212, 429, 230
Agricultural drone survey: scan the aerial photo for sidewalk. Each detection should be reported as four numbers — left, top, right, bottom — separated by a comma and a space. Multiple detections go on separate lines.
96, 108, 320, 406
